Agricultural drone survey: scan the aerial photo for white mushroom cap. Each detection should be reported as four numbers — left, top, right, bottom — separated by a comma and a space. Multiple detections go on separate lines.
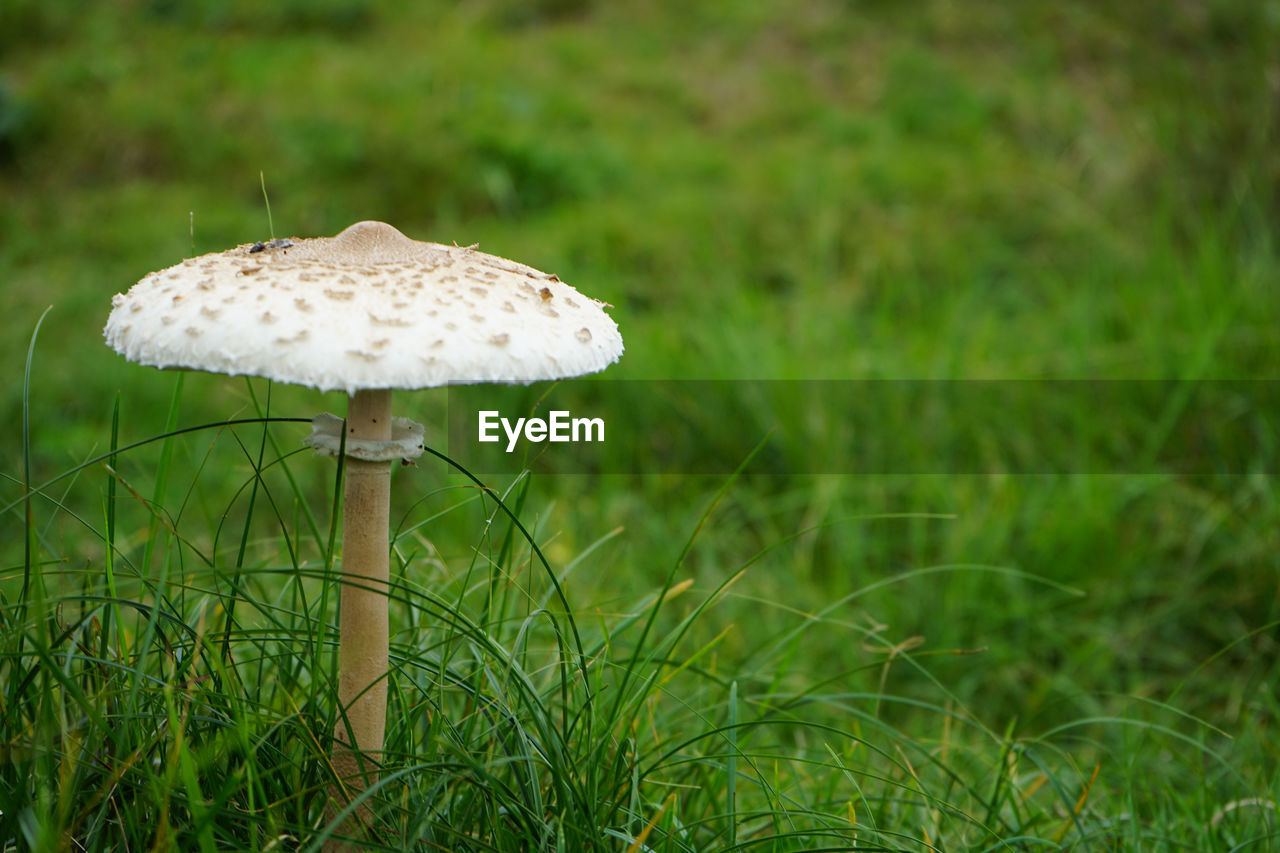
104, 221, 624, 394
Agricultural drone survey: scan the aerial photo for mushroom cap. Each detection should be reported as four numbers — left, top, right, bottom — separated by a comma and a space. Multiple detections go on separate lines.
104, 221, 624, 394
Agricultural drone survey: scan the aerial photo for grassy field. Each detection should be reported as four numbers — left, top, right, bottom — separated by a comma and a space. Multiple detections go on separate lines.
2, 1, 1278, 849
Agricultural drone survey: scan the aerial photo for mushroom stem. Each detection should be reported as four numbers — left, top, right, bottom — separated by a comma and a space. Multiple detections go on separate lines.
329, 387, 393, 843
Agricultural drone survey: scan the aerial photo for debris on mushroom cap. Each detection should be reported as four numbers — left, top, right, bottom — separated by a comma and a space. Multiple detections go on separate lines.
104, 221, 624, 394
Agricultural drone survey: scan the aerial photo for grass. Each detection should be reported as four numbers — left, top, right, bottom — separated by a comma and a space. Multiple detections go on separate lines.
3, 0, 1280, 849
3, 363, 1276, 849
11, 387, 1266, 850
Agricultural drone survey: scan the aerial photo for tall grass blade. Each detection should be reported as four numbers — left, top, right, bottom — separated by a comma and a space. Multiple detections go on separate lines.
141, 372, 185, 577
11, 306, 53, 709
101, 392, 124, 662
727, 679, 738, 848
260, 170, 275, 239
221, 380, 273, 663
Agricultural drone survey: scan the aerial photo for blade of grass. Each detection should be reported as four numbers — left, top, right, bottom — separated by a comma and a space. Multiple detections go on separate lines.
260, 170, 275, 240
601, 432, 774, 749
10, 306, 53, 716
221, 381, 274, 664
141, 372, 185, 578
727, 680, 738, 849
101, 393, 126, 662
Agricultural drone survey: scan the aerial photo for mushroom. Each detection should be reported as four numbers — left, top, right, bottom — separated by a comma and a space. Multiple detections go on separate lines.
104, 220, 623, 844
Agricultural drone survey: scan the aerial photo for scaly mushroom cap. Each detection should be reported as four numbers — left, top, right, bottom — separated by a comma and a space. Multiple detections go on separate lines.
104, 221, 624, 393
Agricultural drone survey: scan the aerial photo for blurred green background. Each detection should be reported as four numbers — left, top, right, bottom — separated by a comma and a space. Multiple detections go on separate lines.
5, 1, 1276, 400
2, 0, 1279, 837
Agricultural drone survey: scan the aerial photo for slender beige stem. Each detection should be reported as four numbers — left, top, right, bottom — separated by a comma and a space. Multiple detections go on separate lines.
327, 388, 392, 850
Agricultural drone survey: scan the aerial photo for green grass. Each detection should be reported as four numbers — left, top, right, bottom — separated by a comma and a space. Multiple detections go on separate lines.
3, 0, 1279, 849
10, 390, 1272, 850
4, 386, 1276, 848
